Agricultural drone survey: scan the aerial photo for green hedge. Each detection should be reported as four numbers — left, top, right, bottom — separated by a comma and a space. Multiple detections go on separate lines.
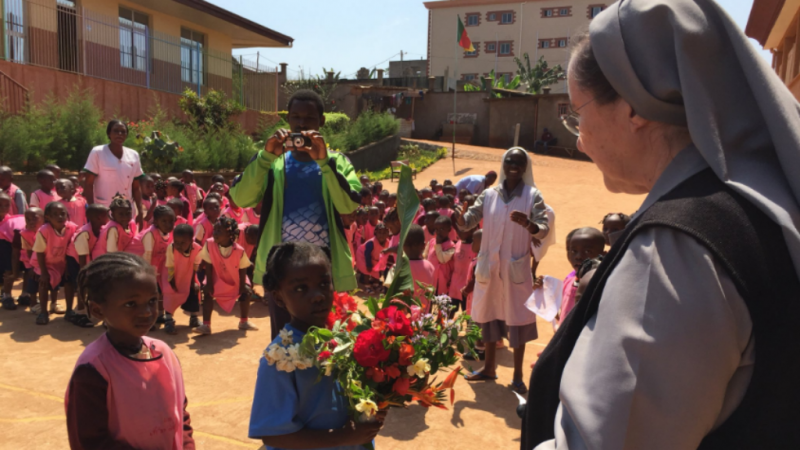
359, 145, 447, 181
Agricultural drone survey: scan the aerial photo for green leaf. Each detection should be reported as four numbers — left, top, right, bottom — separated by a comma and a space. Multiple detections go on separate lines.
315, 328, 334, 340
333, 342, 352, 354
366, 296, 379, 317
383, 164, 420, 307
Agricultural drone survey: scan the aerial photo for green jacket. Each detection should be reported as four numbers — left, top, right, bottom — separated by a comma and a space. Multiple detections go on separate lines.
229, 150, 362, 291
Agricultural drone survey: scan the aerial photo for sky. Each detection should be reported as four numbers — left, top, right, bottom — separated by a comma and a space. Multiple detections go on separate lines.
208, 0, 772, 79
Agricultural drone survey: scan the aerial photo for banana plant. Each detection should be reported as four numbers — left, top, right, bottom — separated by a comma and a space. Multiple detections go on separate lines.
514, 53, 565, 94
138, 131, 183, 173
462, 69, 521, 98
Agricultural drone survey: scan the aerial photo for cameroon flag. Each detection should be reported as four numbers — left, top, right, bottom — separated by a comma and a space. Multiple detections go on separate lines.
457, 16, 475, 52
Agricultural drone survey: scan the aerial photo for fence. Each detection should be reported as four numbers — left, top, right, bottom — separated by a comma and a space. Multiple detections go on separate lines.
1, 0, 277, 111
0, 68, 28, 114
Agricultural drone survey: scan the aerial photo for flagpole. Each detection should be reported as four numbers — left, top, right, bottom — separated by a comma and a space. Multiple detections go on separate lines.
452, 15, 458, 175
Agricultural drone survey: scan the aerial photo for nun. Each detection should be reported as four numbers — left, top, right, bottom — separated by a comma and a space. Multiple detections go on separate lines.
523, 0, 800, 449
454, 147, 550, 394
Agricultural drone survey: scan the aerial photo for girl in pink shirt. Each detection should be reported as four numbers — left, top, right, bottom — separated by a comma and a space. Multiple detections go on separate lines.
356, 223, 390, 294
168, 198, 189, 226
363, 206, 380, 241
93, 196, 137, 259
194, 197, 221, 246
167, 180, 192, 224
222, 197, 248, 224
57, 178, 87, 227
128, 205, 175, 325
404, 225, 436, 309
0, 193, 24, 309
181, 170, 204, 213
162, 224, 203, 334
33, 202, 77, 325
425, 215, 456, 297
29, 169, 61, 208
66, 204, 109, 328
66, 252, 195, 449
449, 225, 477, 315
16, 207, 44, 309
196, 217, 257, 335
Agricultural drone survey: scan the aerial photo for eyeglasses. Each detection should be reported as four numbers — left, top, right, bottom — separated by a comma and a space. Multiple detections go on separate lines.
560, 97, 596, 137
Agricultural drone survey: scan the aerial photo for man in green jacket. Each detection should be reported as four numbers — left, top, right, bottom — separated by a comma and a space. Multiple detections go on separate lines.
230, 90, 362, 338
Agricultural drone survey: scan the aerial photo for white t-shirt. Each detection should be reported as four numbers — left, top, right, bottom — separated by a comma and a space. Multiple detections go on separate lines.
82, 145, 144, 207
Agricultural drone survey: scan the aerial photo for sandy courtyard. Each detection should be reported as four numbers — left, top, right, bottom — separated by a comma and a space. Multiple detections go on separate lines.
0, 145, 645, 449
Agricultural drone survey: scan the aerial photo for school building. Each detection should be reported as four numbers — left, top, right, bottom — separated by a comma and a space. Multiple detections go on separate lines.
0, 0, 292, 121
746, 0, 800, 100
424, 0, 607, 92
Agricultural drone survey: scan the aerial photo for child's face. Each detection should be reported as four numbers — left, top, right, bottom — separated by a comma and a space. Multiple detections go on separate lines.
375, 227, 390, 244
568, 233, 605, 271
68, 176, 80, 188
361, 195, 373, 206
273, 256, 333, 330
387, 195, 397, 208
368, 210, 379, 224
182, 171, 194, 183
156, 185, 167, 199
212, 184, 226, 195
385, 217, 401, 235
404, 240, 426, 260
245, 229, 259, 246
168, 203, 182, 218
429, 180, 438, 188
111, 205, 132, 225
0, 173, 11, 189
204, 200, 221, 221
471, 232, 482, 254
0, 198, 9, 218
55, 179, 75, 199
90, 272, 158, 339
443, 179, 452, 186
379, 193, 389, 203
212, 222, 234, 246
602, 215, 627, 245
25, 210, 44, 231
360, 176, 370, 187
89, 211, 109, 231
174, 234, 193, 254
421, 190, 433, 199
141, 180, 155, 197
39, 174, 55, 191
166, 185, 181, 198
423, 202, 435, 213
433, 185, 443, 194
356, 213, 368, 226
155, 212, 176, 235
425, 215, 438, 231
458, 191, 468, 203
341, 212, 355, 227
287, 99, 324, 132
47, 204, 69, 229
436, 222, 451, 240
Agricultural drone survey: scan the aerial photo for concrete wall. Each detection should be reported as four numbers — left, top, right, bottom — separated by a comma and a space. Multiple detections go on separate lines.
487, 96, 537, 149
537, 93, 576, 150
389, 60, 429, 78
345, 134, 401, 172
411, 91, 491, 144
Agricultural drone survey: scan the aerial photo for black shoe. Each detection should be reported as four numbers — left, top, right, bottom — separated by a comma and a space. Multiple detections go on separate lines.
156, 314, 167, 324
16, 295, 31, 307
64, 310, 77, 323
2, 296, 17, 310
164, 318, 177, 335
189, 316, 200, 328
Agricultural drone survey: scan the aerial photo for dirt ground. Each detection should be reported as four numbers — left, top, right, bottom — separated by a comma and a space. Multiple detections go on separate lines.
0, 145, 645, 450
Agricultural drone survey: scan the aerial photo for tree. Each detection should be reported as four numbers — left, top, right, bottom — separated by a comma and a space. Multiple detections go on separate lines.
514, 53, 565, 94
463, 69, 521, 98
282, 68, 341, 112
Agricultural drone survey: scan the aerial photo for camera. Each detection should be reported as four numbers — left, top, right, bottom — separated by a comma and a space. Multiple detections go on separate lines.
287, 133, 312, 148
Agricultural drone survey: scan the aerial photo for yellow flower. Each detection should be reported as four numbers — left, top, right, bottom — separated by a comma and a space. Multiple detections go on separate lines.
351, 312, 362, 325
407, 358, 431, 378
355, 399, 378, 418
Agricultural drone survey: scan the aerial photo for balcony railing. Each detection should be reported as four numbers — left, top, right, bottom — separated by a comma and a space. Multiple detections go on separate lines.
1, 0, 277, 111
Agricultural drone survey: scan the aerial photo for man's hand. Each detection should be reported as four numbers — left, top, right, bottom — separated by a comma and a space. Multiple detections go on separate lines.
297, 131, 328, 161
533, 276, 544, 290
532, 237, 542, 248
452, 205, 466, 227
381, 246, 399, 255
265, 129, 290, 157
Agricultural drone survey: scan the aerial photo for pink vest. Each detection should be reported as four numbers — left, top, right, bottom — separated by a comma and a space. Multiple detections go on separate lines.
161, 242, 201, 314
0, 214, 25, 242
426, 238, 455, 295
237, 223, 255, 259
127, 225, 173, 277
355, 237, 388, 278
449, 241, 476, 300
244, 208, 259, 226
20, 228, 38, 269
437, 208, 454, 218
4, 183, 20, 215
193, 217, 214, 243
65, 335, 187, 450
175, 216, 188, 227
61, 197, 87, 228
184, 183, 201, 214
32, 189, 60, 207
66, 223, 99, 263
92, 220, 137, 259
206, 239, 245, 313
34, 222, 77, 288
558, 271, 578, 325
409, 259, 436, 310
363, 221, 376, 242
222, 206, 247, 224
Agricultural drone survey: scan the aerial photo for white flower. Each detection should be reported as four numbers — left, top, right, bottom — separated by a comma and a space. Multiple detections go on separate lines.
264, 344, 286, 366
279, 328, 294, 346
351, 312, 362, 325
294, 356, 315, 370
286, 344, 301, 360
276, 358, 297, 373
355, 399, 378, 418
407, 358, 431, 378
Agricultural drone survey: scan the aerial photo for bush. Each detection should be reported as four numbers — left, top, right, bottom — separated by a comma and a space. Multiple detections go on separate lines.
359, 145, 447, 181
179, 88, 245, 132
326, 110, 399, 153
321, 112, 350, 135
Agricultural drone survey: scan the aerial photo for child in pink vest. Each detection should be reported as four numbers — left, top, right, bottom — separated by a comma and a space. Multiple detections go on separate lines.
425, 215, 455, 297
404, 225, 436, 309
244, 205, 260, 226
166, 179, 192, 224
222, 196, 248, 224
209, 182, 230, 209
181, 169, 204, 213
16, 207, 44, 309
167, 198, 189, 227
356, 223, 390, 294
128, 205, 175, 326
449, 225, 477, 315
57, 178, 87, 227
196, 217, 257, 335
341, 211, 357, 268
555, 227, 606, 329
65, 204, 109, 328
354, 208, 368, 246
423, 210, 439, 243
66, 252, 195, 449
0, 166, 25, 215
194, 197, 221, 246
0, 193, 25, 310
29, 169, 60, 208
32, 202, 77, 324
363, 206, 380, 241
93, 196, 137, 259
238, 223, 258, 261
162, 224, 203, 334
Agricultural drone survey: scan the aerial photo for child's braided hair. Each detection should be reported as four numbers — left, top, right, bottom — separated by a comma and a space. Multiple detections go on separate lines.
217, 216, 239, 241
109, 193, 131, 212
168, 179, 185, 194
173, 223, 194, 239
600, 212, 632, 225
152, 205, 174, 222
155, 179, 168, 192
78, 252, 155, 308
264, 242, 331, 291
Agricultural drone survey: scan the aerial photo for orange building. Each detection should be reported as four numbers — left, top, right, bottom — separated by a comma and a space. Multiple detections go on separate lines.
747, 0, 800, 99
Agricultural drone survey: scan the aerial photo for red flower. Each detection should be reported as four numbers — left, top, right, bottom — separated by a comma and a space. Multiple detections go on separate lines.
366, 367, 386, 383
393, 377, 411, 396
328, 340, 338, 349
384, 365, 401, 379
318, 350, 332, 361
353, 329, 391, 367
398, 343, 415, 366
375, 306, 413, 337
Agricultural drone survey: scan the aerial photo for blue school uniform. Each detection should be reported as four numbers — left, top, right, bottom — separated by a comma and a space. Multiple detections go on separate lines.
249, 324, 361, 450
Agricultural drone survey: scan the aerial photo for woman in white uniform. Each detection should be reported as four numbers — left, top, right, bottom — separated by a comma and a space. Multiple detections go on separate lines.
455, 147, 550, 394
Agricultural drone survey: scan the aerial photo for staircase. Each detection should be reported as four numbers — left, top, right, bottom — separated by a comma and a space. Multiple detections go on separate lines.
0, 69, 29, 115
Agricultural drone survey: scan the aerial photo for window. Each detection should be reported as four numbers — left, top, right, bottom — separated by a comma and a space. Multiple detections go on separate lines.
589, 5, 605, 18
560, 8, 569, 15
488, 12, 496, 21
558, 39, 568, 47
181, 28, 206, 85
465, 49, 477, 57
467, 13, 479, 26
544, 9, 553, 17
558, 103, 569, 116
501, 12, 513, 23
500, 42, 511, 55
541, 40, 550, 49
464, 74, 476, 82
500, 73, 511, 83
119, 7, 149, 71
486, 42, 496, 52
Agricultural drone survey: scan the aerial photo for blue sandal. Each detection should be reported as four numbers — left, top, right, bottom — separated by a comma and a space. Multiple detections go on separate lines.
511, 380, 528, 394
464, 370, 498, 381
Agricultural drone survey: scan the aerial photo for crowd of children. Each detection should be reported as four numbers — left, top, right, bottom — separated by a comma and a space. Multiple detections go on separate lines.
0, 169, 262, 336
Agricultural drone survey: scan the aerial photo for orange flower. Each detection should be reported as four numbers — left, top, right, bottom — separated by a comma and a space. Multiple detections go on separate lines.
398, 343, 415, 366
384, 365, 401, 379
366, 367, 386, 383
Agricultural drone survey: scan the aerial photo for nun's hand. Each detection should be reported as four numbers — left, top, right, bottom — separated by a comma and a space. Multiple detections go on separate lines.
510, 210, 529, 226
452, 205, 465, 226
